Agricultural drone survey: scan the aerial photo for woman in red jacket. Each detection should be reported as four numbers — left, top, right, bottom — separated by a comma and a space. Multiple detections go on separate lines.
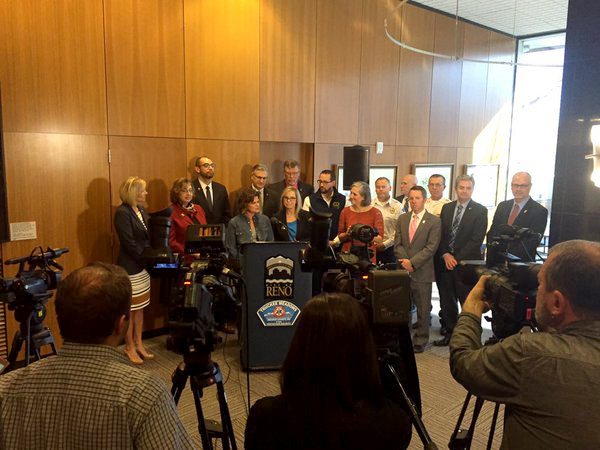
168, 178, 207, 255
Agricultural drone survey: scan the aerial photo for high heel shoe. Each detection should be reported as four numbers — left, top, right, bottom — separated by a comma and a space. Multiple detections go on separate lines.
136, 347, 155, 360
124, 348, 144, 365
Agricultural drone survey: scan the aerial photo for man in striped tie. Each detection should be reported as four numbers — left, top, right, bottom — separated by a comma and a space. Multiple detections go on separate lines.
434, 175, 487, 346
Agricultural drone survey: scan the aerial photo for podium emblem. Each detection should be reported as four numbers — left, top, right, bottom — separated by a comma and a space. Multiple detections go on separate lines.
264, 255, 294, 300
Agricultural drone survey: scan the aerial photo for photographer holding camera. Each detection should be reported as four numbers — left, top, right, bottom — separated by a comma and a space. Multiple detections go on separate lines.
450, 239, 600, 448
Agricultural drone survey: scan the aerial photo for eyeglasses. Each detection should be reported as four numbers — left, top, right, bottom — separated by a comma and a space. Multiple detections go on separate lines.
283, 196, 297, 201
317, 180, 333, 184
511, 183, 530, 189
200, 163, 215, 168
181, 188, 194, 193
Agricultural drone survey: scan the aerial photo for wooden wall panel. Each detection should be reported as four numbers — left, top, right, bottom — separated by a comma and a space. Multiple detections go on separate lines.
104, 0, 185, 138
358, 0, 401, 145
185, 0, 259, 140
428, 146, 457, 166
458, 24, 490, 148
2, 132, 111, 350
260, 0, 317, 143
396, 4, 435, 147
313, 143, 346, 174
109, 136, 187, 213
429, 15, 464, 147
314, 0, 362, 144
186, 139, 260, 208
0, 0, 106, 134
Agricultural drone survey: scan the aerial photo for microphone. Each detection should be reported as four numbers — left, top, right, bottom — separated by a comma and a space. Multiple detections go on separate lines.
222, 267, 242, 280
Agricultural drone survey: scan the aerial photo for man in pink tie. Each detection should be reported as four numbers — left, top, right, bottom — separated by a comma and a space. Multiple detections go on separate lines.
394, 186, 441, 353
487, 172, 548, 262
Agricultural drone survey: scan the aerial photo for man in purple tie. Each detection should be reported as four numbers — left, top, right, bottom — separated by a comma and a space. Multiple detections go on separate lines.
487, 172, 548, 262
394, 186, 441, 353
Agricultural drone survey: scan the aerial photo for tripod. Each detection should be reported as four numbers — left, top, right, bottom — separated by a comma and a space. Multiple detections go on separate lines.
6, 301, 57, 373
449, 392, 501, 450
171, 349, 237, 450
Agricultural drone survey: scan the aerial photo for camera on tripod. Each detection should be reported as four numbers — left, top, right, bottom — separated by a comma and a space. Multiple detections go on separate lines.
167, 224, 238, 355
457, 225, 542, 339
0, 246, 68, 371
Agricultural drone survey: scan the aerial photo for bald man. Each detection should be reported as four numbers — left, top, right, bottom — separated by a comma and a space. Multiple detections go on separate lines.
395, 174, 417, 214
487, 172, 548, 262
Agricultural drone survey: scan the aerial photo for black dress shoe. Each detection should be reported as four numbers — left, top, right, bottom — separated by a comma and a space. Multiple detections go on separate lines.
413, 344, 425, 353
433, 336, 450, 346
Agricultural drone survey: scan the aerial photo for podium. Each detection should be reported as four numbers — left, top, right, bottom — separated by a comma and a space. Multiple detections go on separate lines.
240, 242, 311, 370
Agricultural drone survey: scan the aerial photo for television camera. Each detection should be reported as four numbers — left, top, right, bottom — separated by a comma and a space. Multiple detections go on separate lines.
0, 246, 68, 372
457, 224, 543, 339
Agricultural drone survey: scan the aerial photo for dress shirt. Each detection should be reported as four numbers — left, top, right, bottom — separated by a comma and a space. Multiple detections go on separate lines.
452, 199, 471, 226
251, 184, 264, 212
0, 342, 193, 449
409, 208, 426, 234
425, 197, 450, 217
372, 196, 402, 249
512, 196, 530, 214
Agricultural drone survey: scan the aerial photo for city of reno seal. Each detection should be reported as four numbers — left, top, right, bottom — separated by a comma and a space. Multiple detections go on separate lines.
257, 255, 300, 327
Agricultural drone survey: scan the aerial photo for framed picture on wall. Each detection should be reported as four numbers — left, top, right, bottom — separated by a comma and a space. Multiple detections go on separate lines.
335, 165, 398, 198
464, 164, 500, 207
413, 163, 454, 200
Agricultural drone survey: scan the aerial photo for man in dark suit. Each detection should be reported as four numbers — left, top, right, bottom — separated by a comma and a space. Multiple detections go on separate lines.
394, 186, 441, 353
192, 156, 231, 225
487, 172, 548, 262
394, 174, 417, 213
434, 174, 488, 346
240, 163, 278, 218
268, 160, 314, 204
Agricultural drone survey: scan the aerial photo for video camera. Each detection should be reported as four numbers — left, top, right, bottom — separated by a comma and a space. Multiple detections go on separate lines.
0, 246, 68, 369
458, 224, 542, 339
299, 209, 411, 340
167, 224, 239, 356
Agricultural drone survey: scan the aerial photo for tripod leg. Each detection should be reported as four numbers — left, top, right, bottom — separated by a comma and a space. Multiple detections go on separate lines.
486, 403, 501, 450
465, 397, 485, 449
216, 378, 237, 450
190, 376, 213, 450
6, 331, 23, 373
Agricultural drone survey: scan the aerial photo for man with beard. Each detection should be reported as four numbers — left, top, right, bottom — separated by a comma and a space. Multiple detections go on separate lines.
0, 262, 193, 449
450, 240, 600, 449
192, 155, 231, 224
269, 159, 314, 204
302, 169, 348, 242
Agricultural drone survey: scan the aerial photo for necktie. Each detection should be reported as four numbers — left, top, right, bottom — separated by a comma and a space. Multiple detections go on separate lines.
205, 186, 213, 210
409, 214, 419, 242
507, 203, 520, 225
449, 204, 464, 252
402, 198, 409, 213
256, 190, 263, 213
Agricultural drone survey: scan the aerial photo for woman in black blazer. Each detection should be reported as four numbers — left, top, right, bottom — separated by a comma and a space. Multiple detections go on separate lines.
272, 186, 311, 242
114, 176, 153, 365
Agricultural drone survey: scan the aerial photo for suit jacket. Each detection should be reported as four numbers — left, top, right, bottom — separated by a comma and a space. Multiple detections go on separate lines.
114, 204, 150, 275
394, 211, 441, 283
272, 210, 311, 242
487, 198, 548, 261
269, 180, 314, 204
192, 179, 231, 225
394, 194, 411, 214
438, 200, 488, 261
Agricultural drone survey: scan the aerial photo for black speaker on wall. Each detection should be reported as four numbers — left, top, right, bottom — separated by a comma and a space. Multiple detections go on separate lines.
0, 90, 9, 243
343, 145, 369, 190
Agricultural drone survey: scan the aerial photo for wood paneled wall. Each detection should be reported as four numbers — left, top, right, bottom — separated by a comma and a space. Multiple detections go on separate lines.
0, 0, 515, 349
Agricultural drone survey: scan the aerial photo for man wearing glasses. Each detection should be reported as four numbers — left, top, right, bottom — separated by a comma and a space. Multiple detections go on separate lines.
269, 160, 314, 204
192, 156, 231, 225
302, 170, 348, 241
487, 172, 548, 262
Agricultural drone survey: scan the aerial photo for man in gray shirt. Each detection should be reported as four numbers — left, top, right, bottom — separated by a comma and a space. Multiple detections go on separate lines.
0, 262, 194, 449
450, 239, 600, 449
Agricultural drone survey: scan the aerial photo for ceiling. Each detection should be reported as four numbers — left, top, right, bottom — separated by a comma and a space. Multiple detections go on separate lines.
411, 0, 568, 37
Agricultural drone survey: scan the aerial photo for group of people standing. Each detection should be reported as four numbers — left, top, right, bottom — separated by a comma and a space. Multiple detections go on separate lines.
113, 153, 548, 361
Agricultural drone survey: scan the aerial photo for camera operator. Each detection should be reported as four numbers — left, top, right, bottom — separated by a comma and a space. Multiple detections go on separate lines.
245, 292, 412, 450
450, 239, 600, 449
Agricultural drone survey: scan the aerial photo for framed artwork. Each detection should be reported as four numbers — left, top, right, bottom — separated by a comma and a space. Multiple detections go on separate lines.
413, 163, 454, 200
335, 165, 398, 198
464, 164, 500, 207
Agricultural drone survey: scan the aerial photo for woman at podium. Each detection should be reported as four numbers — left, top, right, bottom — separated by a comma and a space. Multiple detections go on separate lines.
225, 188, 274, 269
272, 186, 310, 242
